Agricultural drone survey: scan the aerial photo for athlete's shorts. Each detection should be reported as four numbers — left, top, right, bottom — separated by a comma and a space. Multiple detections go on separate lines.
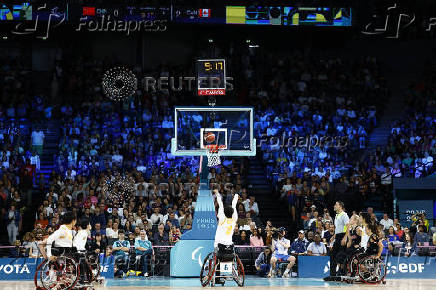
274, 254, 290, 262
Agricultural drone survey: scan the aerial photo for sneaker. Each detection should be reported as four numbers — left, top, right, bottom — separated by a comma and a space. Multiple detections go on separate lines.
282, 272, 290, 278
144, 272, 149, 277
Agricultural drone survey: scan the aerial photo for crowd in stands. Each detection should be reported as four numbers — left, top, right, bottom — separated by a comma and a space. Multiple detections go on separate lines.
373, 73, 436, 179
0, 46, 435, 280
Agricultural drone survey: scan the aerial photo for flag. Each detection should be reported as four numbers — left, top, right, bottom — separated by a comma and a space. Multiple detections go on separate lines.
83, 7, 96, 16
199, 9, 211, 18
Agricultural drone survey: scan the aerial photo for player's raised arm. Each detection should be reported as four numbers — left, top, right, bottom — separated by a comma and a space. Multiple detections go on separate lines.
214, 189, 225, 221
232, 193, 239, 221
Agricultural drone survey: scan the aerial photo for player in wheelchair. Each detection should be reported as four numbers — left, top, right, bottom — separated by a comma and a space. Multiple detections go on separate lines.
200, 189, 245, 287
73, 217, 102, 287
35, 213, 101, 290
35, 212, 80, 289
338, 215, 386, 284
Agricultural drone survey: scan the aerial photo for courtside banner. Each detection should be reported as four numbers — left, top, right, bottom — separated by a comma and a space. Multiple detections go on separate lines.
0, 258, 114, 280
298, 255, 436, 279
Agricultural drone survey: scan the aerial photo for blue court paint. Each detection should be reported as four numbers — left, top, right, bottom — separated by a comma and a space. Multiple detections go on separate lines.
106, 276, 350, 288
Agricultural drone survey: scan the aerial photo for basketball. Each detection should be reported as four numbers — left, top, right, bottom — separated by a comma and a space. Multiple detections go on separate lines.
204, 132, 215, 143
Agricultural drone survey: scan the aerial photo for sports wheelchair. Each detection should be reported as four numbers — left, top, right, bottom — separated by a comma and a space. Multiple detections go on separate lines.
200, 244, 245, 287
339, 254, 387, 284
34, 248, 101, 290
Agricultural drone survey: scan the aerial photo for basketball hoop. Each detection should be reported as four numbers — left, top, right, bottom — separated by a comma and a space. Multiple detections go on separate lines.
205, 145, 225, 167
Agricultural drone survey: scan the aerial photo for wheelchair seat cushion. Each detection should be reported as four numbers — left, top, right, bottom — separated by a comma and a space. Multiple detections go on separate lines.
216, 244, 235, 261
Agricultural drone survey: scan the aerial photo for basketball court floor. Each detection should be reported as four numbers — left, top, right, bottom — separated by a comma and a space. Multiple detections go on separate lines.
2, 277, 435, 290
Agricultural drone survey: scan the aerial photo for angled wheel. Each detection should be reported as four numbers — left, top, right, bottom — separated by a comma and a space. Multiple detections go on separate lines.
87, 253, 101, 282
35, 259, 48, 289
200, 252, 217, 287
358, 256, 385, 284
41, 256, 80, 290
40, 260, 61, 289
232, 255, 245, 287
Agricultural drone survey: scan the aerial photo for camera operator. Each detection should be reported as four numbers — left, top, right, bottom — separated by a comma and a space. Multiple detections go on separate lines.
268, 227, 293, 278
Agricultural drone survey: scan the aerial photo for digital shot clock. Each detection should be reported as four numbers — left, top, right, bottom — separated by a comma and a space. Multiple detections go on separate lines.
196, 59, 226, 96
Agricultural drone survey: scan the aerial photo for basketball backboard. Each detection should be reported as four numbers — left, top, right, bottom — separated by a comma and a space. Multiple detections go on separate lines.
171, 106, 256, 157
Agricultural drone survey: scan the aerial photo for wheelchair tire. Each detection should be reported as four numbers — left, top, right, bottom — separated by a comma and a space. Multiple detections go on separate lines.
34, 259, 47, 289
232, 255, 245, 287
358, 256, 386, 285
200, 252, 217, 287
40, 256, 80, 290
87, 253, 101, 282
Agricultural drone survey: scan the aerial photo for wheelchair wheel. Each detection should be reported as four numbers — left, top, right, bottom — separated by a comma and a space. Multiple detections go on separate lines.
87, 253, 101, 282
358, 256, 386, 284
35, 259, 48, 290
347, 254, 360, 277
200, 252, 217, 287
232, 255, 245, 287
40, 256, 80, 290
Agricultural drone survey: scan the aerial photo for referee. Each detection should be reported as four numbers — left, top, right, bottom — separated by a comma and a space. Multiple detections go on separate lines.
326, 201, 349, 279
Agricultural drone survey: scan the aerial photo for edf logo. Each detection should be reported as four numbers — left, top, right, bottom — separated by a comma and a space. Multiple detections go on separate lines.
386, 262, 425, 274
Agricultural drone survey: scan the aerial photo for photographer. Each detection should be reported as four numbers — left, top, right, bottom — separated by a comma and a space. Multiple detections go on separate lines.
255, 247, 272, 277
268, 227, 294, 278
411, 213, 429, 233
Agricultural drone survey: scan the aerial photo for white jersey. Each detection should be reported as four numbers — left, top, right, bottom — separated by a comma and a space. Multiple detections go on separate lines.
73, 229, 88, 251
46, 225, 73, 257
360, 226, 369, 250
214, 193, 238, 247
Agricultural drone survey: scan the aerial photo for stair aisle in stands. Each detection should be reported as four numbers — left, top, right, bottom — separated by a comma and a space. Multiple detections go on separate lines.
247, 158, 289, 228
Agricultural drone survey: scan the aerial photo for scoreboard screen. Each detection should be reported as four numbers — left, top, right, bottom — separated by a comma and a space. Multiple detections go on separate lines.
196, 59, 226, 96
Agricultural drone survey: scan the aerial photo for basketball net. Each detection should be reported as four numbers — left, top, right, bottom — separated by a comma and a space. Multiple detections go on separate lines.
205, 145, 223, 167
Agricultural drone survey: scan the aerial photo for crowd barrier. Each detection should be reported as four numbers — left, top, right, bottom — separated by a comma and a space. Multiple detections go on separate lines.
0, 246, 435, 280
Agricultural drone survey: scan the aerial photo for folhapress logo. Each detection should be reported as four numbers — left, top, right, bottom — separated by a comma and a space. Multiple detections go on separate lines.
386, 262, 425, 274
0, 264, 31, 274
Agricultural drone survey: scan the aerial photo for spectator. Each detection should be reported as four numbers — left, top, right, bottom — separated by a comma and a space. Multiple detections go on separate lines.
112, 230, 130, 274
150, 207, 163, 225
89, 233, 106, 255
380, 214, 393, 232
413, 225, 430, 247
34, 212, 49, 229
235, 230, 250, 246
400, 233, 413, 257
31, 127, 45, 155
169, 225, 181, 245
250, 228, 264, 247
290, 230, 308, 255
153, 223, 169, 246
387, 226, 400, 242
92, 222, 106, 238
106, 221, 119, 239
135, 230, 153, 277
255, 247, 272, 277
432, 231, 436, 246
6, 204, 21, 245
307, 234, 327, 256
243, 196, 259, 217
